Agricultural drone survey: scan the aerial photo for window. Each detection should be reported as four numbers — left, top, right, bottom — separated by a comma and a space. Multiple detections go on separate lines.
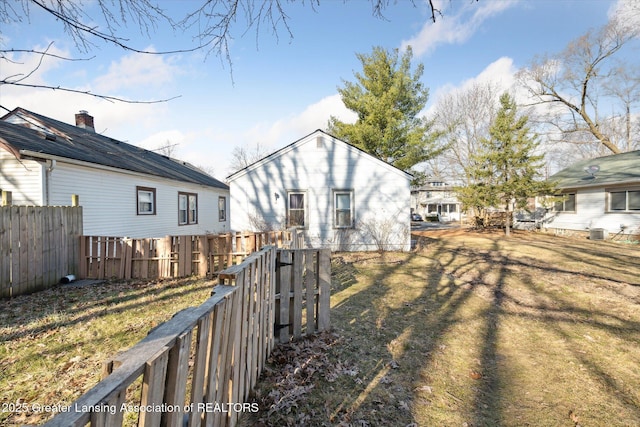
218, 196, 226, 221
178, 192, 198, 225
287, 191, 306, 227
334, 190, 354, 228
554, 193, 576, 212
608, 188, 640, 212
136, 187, 156, 215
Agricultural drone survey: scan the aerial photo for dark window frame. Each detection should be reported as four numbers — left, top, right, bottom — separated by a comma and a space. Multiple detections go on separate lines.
554, 192, 576, 213
218, 196, 227, 222
607, 187, 640, 212
136, 186, 156, 215
178, 192, 198, 225
333, 189, 354, 229
287, 190, 307, 228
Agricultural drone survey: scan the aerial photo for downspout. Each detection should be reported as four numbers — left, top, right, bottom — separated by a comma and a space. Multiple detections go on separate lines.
44, 159, 56, 205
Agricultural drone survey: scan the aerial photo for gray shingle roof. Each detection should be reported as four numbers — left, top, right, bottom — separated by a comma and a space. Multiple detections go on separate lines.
549, 150, 640, 189
0, 108, 228, 190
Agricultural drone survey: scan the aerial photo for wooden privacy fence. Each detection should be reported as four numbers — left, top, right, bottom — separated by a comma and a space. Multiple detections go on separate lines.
218, 248, 331, 344
0, 205, 83, 298
80, 229, 305, 281
42, 245, 331, 427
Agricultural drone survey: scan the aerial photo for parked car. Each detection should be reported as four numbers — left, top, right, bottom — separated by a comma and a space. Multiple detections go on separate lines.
411, 213, 423, 221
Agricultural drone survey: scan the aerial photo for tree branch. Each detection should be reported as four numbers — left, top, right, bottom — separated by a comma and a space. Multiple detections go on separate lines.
1, 80, 181, 104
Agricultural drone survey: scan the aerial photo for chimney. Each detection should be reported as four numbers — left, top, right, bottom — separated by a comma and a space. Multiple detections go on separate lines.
75, 110, 95, 132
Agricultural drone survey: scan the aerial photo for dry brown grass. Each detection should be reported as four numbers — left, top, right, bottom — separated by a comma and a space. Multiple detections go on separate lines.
241, 230, 640, 427
2, 230, 639, 427
0, 278, 214, 426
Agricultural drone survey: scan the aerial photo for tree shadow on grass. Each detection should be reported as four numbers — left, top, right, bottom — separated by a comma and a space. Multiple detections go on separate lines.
297, 232, 639, 426
0, 277, 212, 343
322, 243, 495, 426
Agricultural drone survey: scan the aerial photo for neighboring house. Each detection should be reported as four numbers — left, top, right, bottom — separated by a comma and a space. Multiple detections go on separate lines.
227, 130, 412, 251
411, 181, 462, 221
0, 107, 230, 237
544, 150, 640, 238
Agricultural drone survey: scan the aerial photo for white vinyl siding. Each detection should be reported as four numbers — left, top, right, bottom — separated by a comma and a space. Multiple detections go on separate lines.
0, 150, 44, 205
229, 131, 411, 251
43, 161, 228, 237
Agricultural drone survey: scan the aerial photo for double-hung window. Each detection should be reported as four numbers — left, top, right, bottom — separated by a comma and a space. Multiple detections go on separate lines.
608, 188, 640, 212
554, 192, 576, 212
287, 191, 306, 227
137, 187, 156, 215
218, 196, 227, 222
178, 192, 198, 225
334, 190, 354, 228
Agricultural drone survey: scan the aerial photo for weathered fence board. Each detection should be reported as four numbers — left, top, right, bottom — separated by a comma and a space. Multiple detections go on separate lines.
271, 248, 331, 343
0, 205, 82, 298
80, 229, 304, 282
42, 245, 329, 427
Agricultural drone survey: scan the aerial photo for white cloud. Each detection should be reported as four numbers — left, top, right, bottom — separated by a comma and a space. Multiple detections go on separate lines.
608, 0, 640, 33
0, 44, 68, 87
92, 49, 181, 93
401, 0, 519, 57
1, 45, 175, 143
242, 94, 356, 148
429, 56, 518, 113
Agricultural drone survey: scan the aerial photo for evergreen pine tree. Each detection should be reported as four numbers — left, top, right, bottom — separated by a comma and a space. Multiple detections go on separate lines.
459, 92, 555, 236
327, 46, 441, 182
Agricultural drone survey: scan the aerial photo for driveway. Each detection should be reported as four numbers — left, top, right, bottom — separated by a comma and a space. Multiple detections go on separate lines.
411, 220, 461, 231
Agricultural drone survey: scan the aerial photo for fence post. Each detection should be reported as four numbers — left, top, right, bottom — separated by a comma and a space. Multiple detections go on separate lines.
1, 190, 11, 206
318, 249, 331, 331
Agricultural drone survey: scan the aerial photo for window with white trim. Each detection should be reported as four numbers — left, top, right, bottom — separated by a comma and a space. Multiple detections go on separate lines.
287, 191, 306, 227
334, 190, 354, 228
178, 192, 198, 225
608, 188, 640, 212
554, 193, 576, 212
218, 196, 226, 221
136, 186, 156, 215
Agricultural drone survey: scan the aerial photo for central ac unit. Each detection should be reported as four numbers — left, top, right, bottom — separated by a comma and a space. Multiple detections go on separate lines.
589, 228, 608, 240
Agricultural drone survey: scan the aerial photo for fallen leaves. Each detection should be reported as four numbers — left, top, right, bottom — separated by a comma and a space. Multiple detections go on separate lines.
247, 332, 359, 425
469, 370, 483, 380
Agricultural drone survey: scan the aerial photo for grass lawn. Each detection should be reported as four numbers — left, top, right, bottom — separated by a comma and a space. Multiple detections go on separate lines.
240, 230, 640, 427
0, 278, 214, 426
1, 230, 639, 427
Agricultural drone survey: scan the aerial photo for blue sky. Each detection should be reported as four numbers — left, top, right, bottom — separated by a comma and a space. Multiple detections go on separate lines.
0, 0, 633, 179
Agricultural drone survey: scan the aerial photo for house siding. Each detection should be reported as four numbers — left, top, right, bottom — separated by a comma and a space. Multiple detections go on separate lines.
47, 161, 229, 237
0, 149, 44, 205
230, 132, 411, 251
546, 187, 640, 236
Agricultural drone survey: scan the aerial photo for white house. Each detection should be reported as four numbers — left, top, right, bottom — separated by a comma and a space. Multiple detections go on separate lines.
0, 107, 230, 237
545, 149, 640, 239
411, 181, 462, 222
227, 130, 412, 251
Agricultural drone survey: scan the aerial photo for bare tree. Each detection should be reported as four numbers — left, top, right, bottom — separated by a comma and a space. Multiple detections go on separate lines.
602, 64, 640, 152
428, 81, 501, 184
227, 140, 272, 174
153, 140, 179, 157
1, 0, 447, 102
517, 13, 640, 155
